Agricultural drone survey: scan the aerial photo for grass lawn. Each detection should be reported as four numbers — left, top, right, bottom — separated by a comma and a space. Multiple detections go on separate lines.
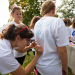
0, 51, 75, 75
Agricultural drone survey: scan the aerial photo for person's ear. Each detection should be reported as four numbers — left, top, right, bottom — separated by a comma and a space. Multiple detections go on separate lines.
16, 35, 21, 42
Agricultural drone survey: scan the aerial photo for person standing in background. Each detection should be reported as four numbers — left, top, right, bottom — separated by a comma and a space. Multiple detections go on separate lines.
63, 18, 71, 41
69, 18, 75, 42
34, 0, 69, 75
29, 16, 41, 75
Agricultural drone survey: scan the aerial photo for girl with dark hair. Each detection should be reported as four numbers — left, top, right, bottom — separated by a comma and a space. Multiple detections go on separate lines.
63, 18, 71, 41
69, 18, 75, 42
0, 23, 43, 75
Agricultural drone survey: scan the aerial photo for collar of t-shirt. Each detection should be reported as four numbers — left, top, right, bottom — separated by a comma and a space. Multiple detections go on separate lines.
12, 21, 22, 26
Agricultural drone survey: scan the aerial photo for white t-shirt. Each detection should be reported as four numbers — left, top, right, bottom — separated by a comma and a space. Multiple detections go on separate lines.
30, 29, 35, 51
65, 26, 71, 38
0, 21, 26, 57
0, 39, 19, 74
34, 16, 69, 75
31, 29, 35, 40
69, 25, 75, 42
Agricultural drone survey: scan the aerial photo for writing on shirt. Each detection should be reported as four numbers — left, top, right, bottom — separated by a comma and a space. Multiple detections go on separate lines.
35, 22, 50, 39
35, 22, 50, 28
36, 28, 44, 38
72, 30, 75, 36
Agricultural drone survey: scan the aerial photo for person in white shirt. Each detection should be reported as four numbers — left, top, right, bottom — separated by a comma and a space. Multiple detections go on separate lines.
69, 18, 75, 42
0, 5, 27, 65
34, 0, 69, 75
0, 23, 43, 75
63, 18, 71, 41
29, 16, 41, 75
29, 16, 41, 55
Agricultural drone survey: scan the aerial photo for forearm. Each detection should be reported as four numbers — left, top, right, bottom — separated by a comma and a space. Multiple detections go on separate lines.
59, 51, 68, 68
58, 47, 68, 69
16, 46, 32, 53
25, 54, 41, 75
21, 46, 32, 53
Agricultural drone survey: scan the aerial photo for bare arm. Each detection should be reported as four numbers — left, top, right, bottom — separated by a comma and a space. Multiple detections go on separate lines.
16, 41, 37, 53
16, 45, 32, 53
11, 45, 43, 75
57, 46, 68, 75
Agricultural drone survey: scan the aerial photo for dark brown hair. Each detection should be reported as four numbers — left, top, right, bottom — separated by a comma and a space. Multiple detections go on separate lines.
41, 0, 55, 16
72, 18, 75, 28
29, 16, 40, 29
63, 18, 71, 27
0, 24, 34, 40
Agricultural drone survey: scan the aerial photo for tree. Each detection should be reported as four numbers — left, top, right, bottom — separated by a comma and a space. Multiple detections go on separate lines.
56, 0, 75, 19
9, 0, 45, 26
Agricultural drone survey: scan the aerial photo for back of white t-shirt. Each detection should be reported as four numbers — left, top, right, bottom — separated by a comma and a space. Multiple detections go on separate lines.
31, 29, 35, 40
34, 17, 69, 68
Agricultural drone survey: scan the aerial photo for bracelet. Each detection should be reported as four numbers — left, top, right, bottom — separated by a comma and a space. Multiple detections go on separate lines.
33, 56, 39, 61
34, 58, 38, 61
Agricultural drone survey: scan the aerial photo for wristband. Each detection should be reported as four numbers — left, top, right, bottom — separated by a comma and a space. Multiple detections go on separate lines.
34, 58, 38, 61
33, 56, 39, 61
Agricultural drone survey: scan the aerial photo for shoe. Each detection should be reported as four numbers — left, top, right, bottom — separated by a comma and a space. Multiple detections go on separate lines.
34, 69, 38, 75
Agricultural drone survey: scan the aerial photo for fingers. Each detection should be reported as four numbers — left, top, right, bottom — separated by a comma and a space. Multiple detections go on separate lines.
32, 40, 38, 47
35, 45, 43, 52
34, 45, 40, 49
30, 40, 38, 48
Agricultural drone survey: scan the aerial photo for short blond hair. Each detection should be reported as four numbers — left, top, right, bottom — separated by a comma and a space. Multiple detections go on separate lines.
41, 0, 55, 16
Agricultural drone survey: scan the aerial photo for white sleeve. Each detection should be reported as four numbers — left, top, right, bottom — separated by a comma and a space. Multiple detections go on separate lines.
0, 53, 19, 74
55, 19, 69, 47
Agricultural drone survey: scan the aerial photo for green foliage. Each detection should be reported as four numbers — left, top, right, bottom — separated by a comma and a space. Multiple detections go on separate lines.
56, 0, 75, 19
8, 0, 45, 26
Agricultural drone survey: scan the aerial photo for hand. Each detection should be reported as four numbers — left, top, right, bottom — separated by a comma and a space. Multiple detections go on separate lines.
62, 67, 68, 75
29, 40, 37, 48
34, 45, 43, 56
69, 37, 71, 42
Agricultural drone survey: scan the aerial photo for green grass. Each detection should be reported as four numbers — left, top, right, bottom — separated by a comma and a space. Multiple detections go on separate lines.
0, 51, 75, 75
22, 51, 36, 75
